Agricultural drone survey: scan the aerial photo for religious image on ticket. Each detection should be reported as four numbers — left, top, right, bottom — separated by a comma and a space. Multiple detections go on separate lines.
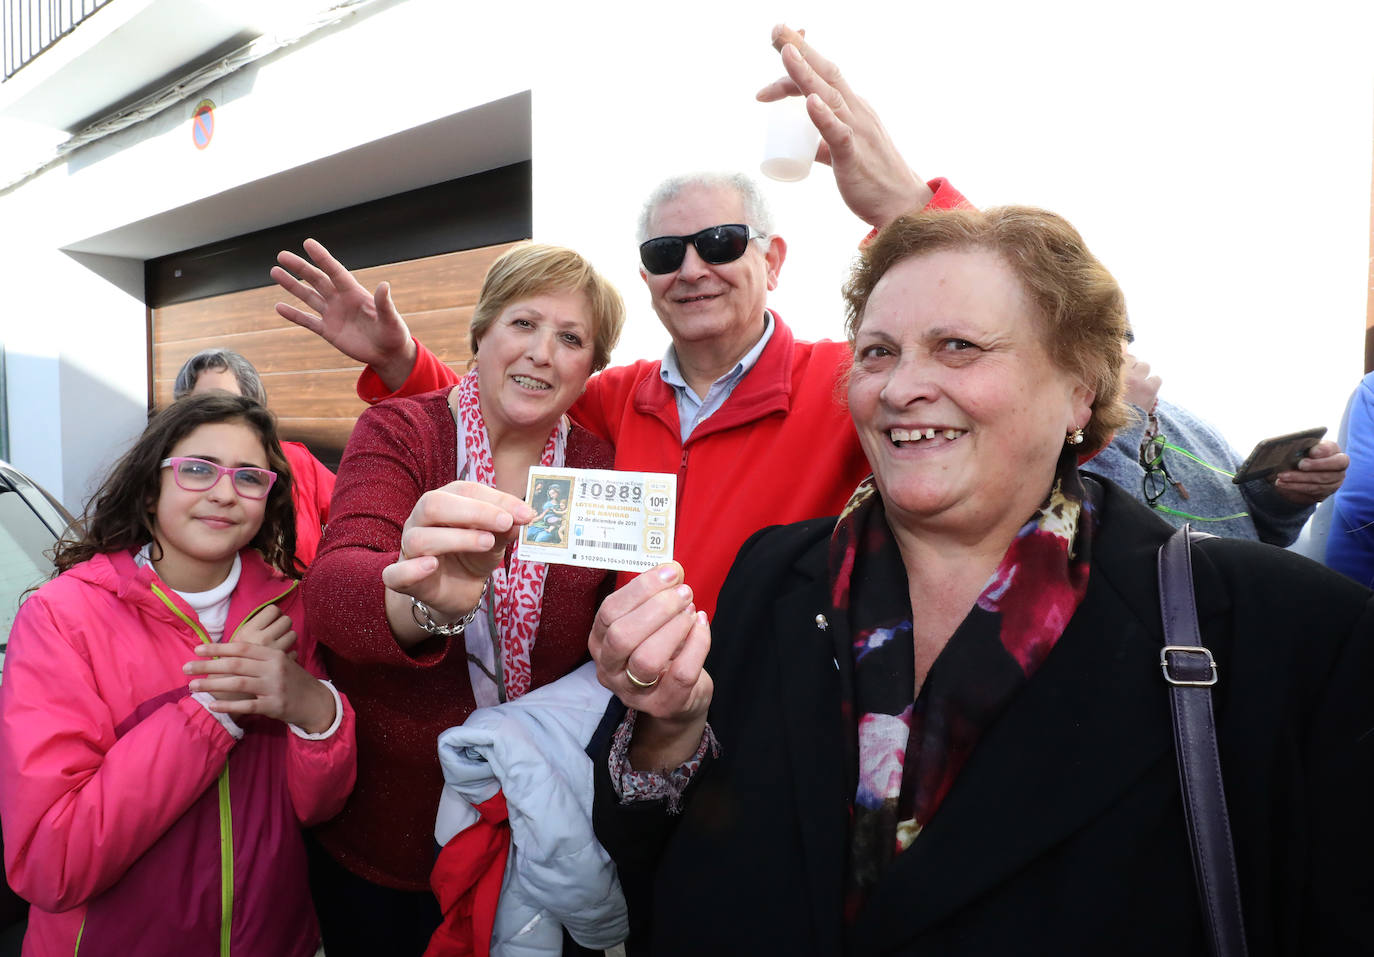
517, 467, 676, 573
525, 475, 573, 548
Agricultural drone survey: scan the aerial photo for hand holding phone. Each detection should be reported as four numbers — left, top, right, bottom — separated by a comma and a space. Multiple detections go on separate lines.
1273, 437, 1349, 506
1232, 427, 1326, 485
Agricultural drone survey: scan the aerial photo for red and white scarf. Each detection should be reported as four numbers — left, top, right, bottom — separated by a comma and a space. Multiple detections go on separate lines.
452, 370, 567, 702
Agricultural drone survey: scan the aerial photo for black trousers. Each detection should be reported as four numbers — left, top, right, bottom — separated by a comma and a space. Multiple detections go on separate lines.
305, 831, 604, 956
305, 832, 442, 957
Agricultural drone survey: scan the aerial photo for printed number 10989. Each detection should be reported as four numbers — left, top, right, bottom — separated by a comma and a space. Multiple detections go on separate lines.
578, 480, 643, 503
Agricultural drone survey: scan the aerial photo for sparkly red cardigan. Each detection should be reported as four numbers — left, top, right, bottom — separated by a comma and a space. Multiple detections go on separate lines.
304, 389, 613, 890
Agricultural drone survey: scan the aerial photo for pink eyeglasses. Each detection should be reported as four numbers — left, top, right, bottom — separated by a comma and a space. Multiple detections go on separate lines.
160, 457, 278, 499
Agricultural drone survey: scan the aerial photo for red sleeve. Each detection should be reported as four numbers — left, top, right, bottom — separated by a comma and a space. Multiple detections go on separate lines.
356, 338, 460, 404
570, 363, 650, 446
923, 177, 972, 211
570, 371, 615, 443
858, 178, 975, 249
0, 596, 234, 912
309, 453, 336, 526
305, 399, 461, 669
285, 689, 355, 825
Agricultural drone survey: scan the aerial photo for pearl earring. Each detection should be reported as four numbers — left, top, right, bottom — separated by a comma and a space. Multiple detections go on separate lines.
1066, 428, 1085, 446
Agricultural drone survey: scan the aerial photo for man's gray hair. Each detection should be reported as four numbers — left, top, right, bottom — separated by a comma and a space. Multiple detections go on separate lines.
173, 348, 268, 406
637, 172, 776, 243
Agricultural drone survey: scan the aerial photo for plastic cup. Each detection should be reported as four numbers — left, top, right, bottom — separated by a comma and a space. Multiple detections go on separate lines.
760, 98, 821, 182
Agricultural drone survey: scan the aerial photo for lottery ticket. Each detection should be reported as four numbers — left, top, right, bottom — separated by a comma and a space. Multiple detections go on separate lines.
516, 467, 676, 573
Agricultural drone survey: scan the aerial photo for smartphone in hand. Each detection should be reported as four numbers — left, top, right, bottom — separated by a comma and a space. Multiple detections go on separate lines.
1232, 427, 1326, 484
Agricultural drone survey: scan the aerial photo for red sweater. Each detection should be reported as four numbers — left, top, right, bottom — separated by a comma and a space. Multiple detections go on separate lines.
304, 390, 613, 889
356, 179, 970, 617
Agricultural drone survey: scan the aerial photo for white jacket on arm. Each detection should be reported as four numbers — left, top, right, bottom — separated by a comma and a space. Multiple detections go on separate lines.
435, 661, 628, 956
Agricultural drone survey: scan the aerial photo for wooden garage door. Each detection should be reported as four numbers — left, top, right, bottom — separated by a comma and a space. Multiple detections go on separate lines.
150, 242, 520, 468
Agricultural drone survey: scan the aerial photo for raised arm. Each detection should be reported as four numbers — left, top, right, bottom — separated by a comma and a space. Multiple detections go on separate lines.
757, 24, 936, 228
272, 238, 419, 391
381, 481, 534, 648
306, 399, 451, 666
306, 399, 527, 668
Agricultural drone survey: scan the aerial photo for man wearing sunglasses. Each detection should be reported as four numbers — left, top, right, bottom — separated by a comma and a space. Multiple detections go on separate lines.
271, 27, 966, 616
1082, 337, 1348, 546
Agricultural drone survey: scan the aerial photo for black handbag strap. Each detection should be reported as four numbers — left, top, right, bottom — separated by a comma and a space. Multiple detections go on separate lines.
1157, 524, 1249, 957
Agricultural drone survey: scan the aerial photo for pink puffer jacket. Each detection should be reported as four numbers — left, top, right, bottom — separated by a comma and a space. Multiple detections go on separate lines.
0, 548, 355, 957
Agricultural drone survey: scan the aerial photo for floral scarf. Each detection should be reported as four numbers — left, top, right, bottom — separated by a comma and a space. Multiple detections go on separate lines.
827, 448, 1098, 923
452, 370, 567, 702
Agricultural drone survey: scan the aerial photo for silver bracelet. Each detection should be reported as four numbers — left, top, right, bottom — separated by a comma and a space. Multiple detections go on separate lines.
410, 580, 488, 637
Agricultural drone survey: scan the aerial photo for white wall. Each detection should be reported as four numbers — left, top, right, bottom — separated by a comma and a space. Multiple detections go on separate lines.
1, 0, 1370, 508
0, 192, 147, 509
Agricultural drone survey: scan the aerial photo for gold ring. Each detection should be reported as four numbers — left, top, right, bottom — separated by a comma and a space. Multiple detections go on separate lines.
625, 667, 660, 689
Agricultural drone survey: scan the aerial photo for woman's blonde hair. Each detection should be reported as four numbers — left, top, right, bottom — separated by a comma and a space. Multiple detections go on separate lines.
842, 206, 1128, 452
469, 243, 625, 372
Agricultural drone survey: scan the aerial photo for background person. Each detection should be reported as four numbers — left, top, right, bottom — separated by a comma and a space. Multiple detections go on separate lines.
174, 348, 337, 567
270, 25, 969, 619
1083, 339, 1347, 545
1325, 370, 1374, 585
588, 208, 1374, 955
0, 394, 354, 957
301, 244, 624, 956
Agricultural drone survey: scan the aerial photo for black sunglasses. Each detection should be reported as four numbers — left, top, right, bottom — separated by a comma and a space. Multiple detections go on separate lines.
639, 224, 766, 275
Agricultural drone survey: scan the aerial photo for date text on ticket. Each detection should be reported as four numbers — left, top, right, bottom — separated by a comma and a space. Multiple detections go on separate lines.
516, 467, 676, 573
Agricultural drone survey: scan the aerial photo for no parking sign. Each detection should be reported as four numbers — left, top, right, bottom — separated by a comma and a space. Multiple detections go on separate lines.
192, 99, 215, 150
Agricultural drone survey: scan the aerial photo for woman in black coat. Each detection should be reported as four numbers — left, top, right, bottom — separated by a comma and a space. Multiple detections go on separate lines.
587, 207, 1374, 956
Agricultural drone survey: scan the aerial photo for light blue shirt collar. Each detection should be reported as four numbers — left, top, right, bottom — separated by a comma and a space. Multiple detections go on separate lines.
659, 311, 776, 442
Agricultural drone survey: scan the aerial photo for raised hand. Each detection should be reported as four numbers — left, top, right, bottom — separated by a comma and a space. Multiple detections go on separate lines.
1122, 348, 1163, 412
272, 238, 418, 389
757, 24, 933, 228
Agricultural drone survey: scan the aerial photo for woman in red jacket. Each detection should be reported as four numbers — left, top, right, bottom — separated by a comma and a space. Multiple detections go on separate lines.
301, 243, 625, 956
0, 393, 356, 957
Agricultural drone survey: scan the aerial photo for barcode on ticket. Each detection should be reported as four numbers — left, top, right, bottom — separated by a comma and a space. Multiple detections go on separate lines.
575, 539, 638, 551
